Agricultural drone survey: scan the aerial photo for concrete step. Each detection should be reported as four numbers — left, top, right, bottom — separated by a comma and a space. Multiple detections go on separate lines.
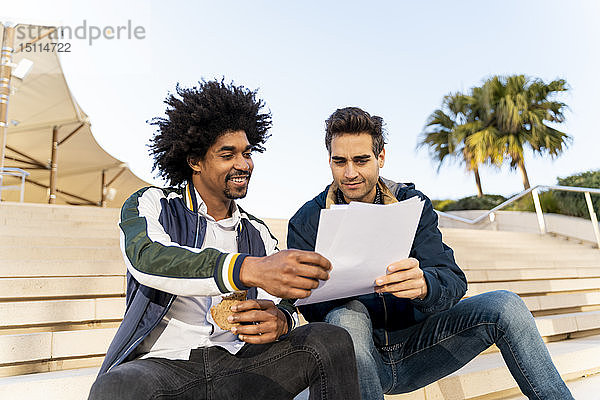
0, 202, 120, 219
0, 366, 99, 400
523, 292, 600, 312
445, 238, 596, 251
0, 298, 125, 327
0, 276, 125, 300
0, 259, 125, 278
0, 235, 119, 247
2, 225, 119, 238
444, 238, 597, 251
458, 258, 600, 268
456, 260, 600, 269
0, 246, 122, 263
467, 278, 600, 297
465, 267, 600, 282
441, 230, 583, 241
456, 252, 600, 262
0, 328, 117, 365
503, 371, 600, 400
0, 356, 104, 380
535, 310, 600, 337
444, 233, 591, 243
0, 214, 119, 228
461, 263, 600, 271
444, 234, 599, 247
447, 241, 600, 260
440, 228, 553, 239
441, 229, 599, 250
388, 334, 600, 399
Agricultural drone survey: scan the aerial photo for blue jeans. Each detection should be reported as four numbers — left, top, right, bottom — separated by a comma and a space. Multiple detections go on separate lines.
324, 290, 573, 400
88, 323, 360, 400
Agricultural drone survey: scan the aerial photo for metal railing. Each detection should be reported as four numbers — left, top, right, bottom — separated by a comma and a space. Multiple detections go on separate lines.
435, 184, 600, 249
0, 167, 29, 202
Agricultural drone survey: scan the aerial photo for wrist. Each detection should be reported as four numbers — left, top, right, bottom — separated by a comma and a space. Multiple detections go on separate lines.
277, 308, 290, 337
239, 256, 260, 288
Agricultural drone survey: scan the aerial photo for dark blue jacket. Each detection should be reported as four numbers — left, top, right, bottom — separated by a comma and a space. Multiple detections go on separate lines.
287, 178, 467, 347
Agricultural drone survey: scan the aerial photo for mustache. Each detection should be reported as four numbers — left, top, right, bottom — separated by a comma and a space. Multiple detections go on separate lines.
226, 170, 251, 180
341, 179, 363, 184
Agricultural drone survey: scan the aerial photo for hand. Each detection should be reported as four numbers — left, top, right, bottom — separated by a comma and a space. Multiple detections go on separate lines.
228, 299, 288, 344
374, 258, 427, 300
239, 250, 331, 299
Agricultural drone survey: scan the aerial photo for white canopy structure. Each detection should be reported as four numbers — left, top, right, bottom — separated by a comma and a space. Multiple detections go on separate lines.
0, 23, 150, 207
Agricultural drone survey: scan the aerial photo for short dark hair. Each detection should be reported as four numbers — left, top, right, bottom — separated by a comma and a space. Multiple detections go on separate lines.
325, 107, 386, 155
148, 79, 272, 186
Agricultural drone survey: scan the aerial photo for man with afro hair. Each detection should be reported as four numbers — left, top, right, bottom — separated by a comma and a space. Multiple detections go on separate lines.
89, 80, 360, 400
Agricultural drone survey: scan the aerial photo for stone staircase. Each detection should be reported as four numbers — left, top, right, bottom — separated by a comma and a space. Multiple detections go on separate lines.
0, 202, 123, 399
1, 202, 599, 399
388, 229, 600, 400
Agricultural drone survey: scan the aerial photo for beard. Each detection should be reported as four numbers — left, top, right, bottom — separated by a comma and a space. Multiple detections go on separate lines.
224, 187, 247, 200
223, 170, 251, 199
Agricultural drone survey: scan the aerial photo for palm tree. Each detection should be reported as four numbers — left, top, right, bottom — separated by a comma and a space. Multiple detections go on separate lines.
475, 75, 571, 190
419, 93, 488, 197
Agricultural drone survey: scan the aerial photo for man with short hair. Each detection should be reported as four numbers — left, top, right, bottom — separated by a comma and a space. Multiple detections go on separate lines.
287, 107, 573, 399
89, 81, 360, 400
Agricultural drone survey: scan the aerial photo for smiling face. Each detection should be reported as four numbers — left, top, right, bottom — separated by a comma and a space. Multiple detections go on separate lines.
189, 130, 253, 216
329, 132, 385, 203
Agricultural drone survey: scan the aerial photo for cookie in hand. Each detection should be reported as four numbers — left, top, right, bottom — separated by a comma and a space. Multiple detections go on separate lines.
210, 290, 247, 330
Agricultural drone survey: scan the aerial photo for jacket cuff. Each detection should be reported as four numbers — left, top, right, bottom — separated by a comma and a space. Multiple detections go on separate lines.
411, 270, 439, 309
214, 253, 251, 293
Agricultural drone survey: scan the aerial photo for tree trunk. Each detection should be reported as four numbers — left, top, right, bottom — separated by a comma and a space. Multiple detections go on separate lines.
517, 158, 531, 190
474, 167, 483, 197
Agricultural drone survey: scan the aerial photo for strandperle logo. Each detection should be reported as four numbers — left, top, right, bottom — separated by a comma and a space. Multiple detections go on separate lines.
15, 20, 146, 46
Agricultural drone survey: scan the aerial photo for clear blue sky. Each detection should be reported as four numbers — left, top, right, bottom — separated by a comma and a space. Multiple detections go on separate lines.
3, 1, 599, 217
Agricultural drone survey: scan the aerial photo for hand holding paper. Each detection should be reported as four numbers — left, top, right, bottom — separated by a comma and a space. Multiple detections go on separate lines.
374, 258, 428, 300
296, 197, 424, 306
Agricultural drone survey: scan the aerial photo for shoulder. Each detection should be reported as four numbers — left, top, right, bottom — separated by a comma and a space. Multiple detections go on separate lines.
238, 206, 279, 248
121, 186, 183, 218
381, 177, 431, 204
124, 186, 183, 204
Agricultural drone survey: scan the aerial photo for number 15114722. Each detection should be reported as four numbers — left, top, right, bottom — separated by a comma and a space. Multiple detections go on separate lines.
19, 42, 71, 53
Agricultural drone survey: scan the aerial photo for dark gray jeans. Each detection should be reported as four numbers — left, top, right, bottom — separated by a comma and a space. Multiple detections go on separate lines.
88, 322, 360, 400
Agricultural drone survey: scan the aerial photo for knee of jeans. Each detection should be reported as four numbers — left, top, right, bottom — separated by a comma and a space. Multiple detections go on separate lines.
88, 368, 145, 400
324, 300, 372, 335
486, 290, 534, 328
353, 341, 377, 367
88, 373, 125, 400
300, 322, 355, 356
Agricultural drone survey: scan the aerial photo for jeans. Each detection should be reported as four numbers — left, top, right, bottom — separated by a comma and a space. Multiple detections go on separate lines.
324, 290, 573, 400
88, 322, 360, 400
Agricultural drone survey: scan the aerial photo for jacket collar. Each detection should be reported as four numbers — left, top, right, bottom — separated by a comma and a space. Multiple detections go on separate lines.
185, 182, 241, 227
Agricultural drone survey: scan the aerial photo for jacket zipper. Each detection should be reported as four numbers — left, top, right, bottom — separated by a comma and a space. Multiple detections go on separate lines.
193, 209, 201, 248
380, 293, 390, 346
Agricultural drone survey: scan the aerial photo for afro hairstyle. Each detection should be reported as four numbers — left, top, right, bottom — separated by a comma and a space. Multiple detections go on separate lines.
148, 79, 272, 186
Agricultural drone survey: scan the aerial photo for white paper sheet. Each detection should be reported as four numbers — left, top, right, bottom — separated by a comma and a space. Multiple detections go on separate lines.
296, 197, 424, 306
